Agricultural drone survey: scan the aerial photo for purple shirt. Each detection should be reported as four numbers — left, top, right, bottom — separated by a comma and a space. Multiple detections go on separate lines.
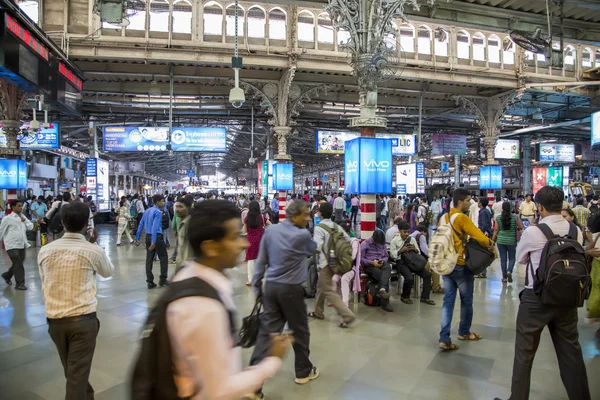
360, 237, 389, 265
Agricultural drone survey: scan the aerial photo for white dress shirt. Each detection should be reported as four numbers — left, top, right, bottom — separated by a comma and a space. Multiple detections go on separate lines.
38, 232, 114, 318
136, 199, 145, 214
167, 262, 282, 399
516, 214, 583, 289
333, 196, 346, 211
385, 225, 399, 247
0, 212, 33, 250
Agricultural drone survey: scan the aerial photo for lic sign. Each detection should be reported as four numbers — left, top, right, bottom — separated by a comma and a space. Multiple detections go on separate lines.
273, 163, 294, 191
344, 137, 393, 194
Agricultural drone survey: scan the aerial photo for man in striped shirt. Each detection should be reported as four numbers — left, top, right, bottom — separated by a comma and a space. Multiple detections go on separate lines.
38, 201, 114, 400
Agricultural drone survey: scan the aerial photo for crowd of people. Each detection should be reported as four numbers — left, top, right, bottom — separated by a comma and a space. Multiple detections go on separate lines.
1, 185, 599, 400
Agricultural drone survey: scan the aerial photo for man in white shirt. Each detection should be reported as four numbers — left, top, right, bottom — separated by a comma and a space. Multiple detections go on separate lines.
385, 217, 403, 247
492, 195, 503, 217
417, 198, 429, 224
0, 200, 33, 290
332, 191, 346, 223
497, 186, 590, 400
38, 201, 113, 399
429, 195, 442, 237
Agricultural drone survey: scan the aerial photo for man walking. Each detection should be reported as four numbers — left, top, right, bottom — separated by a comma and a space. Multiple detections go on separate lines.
0, 200, 34, 290
308, 203, 355, 327
495, 186, 591, 400
44, 192, 72, 242
133, 194, 145, 232
174, 195, 193, 270
38, 201, 114, 399
572, 197, 590, 232
333, 191, 346, 223
31, 195, 48, 245
250, 200, 319, 397
136, 194, 169, 288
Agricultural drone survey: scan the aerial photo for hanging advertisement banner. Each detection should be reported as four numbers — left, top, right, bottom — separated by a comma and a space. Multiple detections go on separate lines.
532, 167, 547, 194
0, 159, 27, 189
546, 166, 563, 188
416, 162, 425, 193
396, 163, 417, 194
480, 166, 503, 190
257, 162, 263, 195
344, 138, 392, 194
261, 161, 268, 195
273, 163, 294, 191
431, 134, 467, 155
86, 158, 97, 177
0, 122, 60, 149
316, 130, 359, 154
376, 134, 416, 156
96, 159, 110, 211
538, 143, 575, 162
593, 111, 600, 148
103, 126, 227, 152
495, 139, 520, 160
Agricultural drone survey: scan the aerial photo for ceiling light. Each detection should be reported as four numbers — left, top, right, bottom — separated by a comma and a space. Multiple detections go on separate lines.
532, 108, 543, 120
149, 81, 161, 97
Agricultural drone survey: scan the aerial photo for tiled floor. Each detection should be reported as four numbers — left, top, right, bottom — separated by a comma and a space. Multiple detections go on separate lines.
1, 226, 599, 400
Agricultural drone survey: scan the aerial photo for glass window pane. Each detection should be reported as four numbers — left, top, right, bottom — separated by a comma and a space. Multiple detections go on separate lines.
564, 47, 575, 65
204, 2, 223, 35
473, 34, 485, 60
503, 38, 515, 64
226, 6, 244, 37
18, 0, 39, 24
400, 26, 414, 53
417, 27, 431, 55
434, 29, 448, 56
596, 51, 600, 67
127, 0, 146, 31
582, 49, 592, 67
269, 9, 286, 40
248, 7, 266, 38
298, 12, 314, 42
318, 13, 333, 44
150, 0, 169, 32
338, 29, 350, 46
457, 31, 470, 59
488, 36, 500, 63
172, 1, 192, 34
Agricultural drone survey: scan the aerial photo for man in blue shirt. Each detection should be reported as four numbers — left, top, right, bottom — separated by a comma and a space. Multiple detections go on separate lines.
136, 194, 169, 289
249, 200, 319, 394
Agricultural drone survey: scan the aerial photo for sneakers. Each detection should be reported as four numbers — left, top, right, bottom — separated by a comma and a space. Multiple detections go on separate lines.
147, 282, 157, 289
2, 272, 11, 286
15, 284, 27, 290
159, 280, 169, 287
295, 367, 319, 385
380, 298, 394, 312
376, 288, 391, 299
507, 272, 513, 283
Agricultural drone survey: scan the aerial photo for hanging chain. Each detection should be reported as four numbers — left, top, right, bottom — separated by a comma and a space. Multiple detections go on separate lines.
234, 0, 239, 57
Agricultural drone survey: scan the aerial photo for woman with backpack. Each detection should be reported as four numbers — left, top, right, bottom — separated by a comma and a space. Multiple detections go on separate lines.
243, 200, 271, 286
491, 201, 523, 284
116, 199, 135, 246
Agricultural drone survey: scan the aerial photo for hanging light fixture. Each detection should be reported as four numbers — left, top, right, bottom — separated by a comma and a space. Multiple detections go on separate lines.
532, 107, 543, 120
149, 79, 161, 97
229, 0, 245, 108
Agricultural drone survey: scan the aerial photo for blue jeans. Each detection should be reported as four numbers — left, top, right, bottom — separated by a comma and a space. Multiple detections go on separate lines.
497, 243, 516, 279
439, 265, 475, 343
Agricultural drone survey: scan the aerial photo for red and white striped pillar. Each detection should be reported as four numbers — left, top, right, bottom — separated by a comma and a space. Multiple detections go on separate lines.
360, 126, 376, 239
278, 190, 287, 221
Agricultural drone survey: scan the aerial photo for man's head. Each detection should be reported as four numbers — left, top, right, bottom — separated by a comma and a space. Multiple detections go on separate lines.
175, 195, 193, 218
420, 198, 426, 204
496, 195, 501, 202
416, 224, 427, 234
319, 202, 333, 219
525, 194, 532, 202
133, 194, 139, 200
10, 200, 23, 214
453, 188, 471, 213
188, 200, 248, 270
393, 216, 403, 226
62, 192, 71, 202
30, 195, 37, 202
577, 197, 584, 206
338, 192, 342, 197
372, 229, 386, 246
479, 198, 489, 208
87, 195, 93, 202
152, 194, 165, 208
286, 199, 311, 228
37, 196, 44, 204
398, 221, 410, 240
433, 195, 438, 201
535, 186, 563, 218
62, 201, 92, 234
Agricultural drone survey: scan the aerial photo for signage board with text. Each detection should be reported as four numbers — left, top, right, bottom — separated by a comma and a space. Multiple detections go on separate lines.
431, 134, 467, 155
480, 166, 502, 190
0, 159, 27, 189
344, 138, 393, 194
97, 159, 110, 211
273, 163, 294, 191
0, 122, 59, 149
396, 163, 417, 194
103, 126, 227, 152
495, 139, 520, 160
538, 143, 575, 162
593, 111, 600, 148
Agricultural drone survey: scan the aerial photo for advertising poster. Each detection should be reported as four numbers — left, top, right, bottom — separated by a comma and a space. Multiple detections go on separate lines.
261, 161, 268, 195
86, 158, 97, 177
376, 134, 416, 156
539, 143, 575, 162
431, 134, 467, 155
0, 159, 27, 189
0, 122, 60, 149
103, 126, 227, 152
97, 159, 110, 211
480, 166, 502, 190
273, 163, 294, 191
533, 167, 547, 194
547, 166, 563, 188
593, 111, 600, 148
396, 163, 417, 194
344, 138, 392, 194
257, 162, 263, 195
495, 139, 520, 160
344, 138, 360, 193
316, 130, 359, 154
416, 162, 425, 193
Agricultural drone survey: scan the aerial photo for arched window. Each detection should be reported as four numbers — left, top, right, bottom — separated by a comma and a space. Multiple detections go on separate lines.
203, 1, 223, 36
317, 13, 333, 44
172, 0, 192, 34
582, 47, 593, 68
502, 38, 515, 64
457, 30, 470, 59
247, 6, 266, 38
338, 28, 350, 46
473, 32, 485, 61
268, 8, 286, 40
17, 0, 39, 24
434, 27, 449, 57
399, 24, 414, 53
596, 50, 600, 67
564, 45, 576, 66
488, 34, 501, 63
127, 0, 146, 30
226, 4, 244, 37
417, 25, 432, 55
297, 10, 314, 42
149, 0, 169, 32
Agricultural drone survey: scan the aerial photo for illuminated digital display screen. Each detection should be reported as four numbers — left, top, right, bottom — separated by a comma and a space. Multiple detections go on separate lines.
5, 14, 49, 61
58, 63, 83, 91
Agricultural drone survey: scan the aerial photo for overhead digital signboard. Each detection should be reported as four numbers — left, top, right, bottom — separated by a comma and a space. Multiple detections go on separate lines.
538, 143, 575, 163
0, 122, 59, 149
317, 130, 416, 155
103, 126, 227, 152
480, 166, 503, 190
0, 159, 27, 189
495, 139, 520, 160
593, 111, 600, 149
396, 163, 417, 194
345, 138, 393, 194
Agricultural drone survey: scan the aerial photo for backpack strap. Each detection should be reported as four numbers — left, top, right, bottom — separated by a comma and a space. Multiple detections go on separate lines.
535, 223, 557, 241
567, 222, 579, 240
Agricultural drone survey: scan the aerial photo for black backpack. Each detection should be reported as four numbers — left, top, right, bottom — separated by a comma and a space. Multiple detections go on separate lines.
48, 203, 64, 234
131, 277, 234, 400
161, 209, 170, 230
528, 223, 591, 308
363, 281, 381, 307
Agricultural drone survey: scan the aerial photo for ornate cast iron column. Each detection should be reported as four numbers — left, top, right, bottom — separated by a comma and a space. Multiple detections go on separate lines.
0, 79, 29, 157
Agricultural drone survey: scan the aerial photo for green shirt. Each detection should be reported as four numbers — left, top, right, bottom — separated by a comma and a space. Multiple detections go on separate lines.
495, 214, 517, 246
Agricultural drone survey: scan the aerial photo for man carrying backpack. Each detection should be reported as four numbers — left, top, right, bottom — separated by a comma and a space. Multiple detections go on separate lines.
307, 203, 356, 328
495, 186, 592, 400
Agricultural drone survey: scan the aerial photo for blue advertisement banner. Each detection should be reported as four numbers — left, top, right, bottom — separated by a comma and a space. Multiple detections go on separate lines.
187, 170, 195, 177
273, 163, 294, 191
0, 122, 60, 149
440, 162, 449, 173
397, 184, 407, 195
416, 162, 425, 178
0, 159, 27, 189
86, 158, 97, 177
344, 138, 393, 194
480, 166, 503, 190
103, 126, 227, 152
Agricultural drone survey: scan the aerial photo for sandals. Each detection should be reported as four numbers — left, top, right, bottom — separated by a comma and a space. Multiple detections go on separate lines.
307, 312, 325, 320
420, 298, 436, 305
245, 282, 252, 287
439, 341, 459, 351
400, 297, 413, 304
458, 332, 483, 341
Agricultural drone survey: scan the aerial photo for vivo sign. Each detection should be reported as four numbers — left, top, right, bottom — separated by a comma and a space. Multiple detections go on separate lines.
364, 160, 390, 170
273, 163, 294, 191
344, 138, 393, 194
0, 159, 27, 189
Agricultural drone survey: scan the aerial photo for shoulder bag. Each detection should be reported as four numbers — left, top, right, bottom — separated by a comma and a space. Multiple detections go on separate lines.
449, 214, 495, 275
401, 239, 427, 273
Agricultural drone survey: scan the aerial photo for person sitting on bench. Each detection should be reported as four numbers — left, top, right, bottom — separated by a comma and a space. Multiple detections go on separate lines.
360, 230, 394, 312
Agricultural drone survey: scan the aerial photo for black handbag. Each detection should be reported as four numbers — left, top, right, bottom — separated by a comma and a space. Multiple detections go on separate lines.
464, 238, 495, 275
401, 245, 427, 273
236, 296, 262, 348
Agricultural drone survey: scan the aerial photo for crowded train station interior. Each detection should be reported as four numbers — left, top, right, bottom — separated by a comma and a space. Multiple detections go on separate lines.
2, 0, 600, 399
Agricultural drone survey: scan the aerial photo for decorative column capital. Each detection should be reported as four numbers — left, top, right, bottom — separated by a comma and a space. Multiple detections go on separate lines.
483, 136, 498, 165
0, 120, 21, 156
274, 126, 292, 161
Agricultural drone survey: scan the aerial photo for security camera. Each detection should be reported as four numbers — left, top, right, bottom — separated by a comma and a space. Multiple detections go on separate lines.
249, 157, 256, 164
29, 119, 40, 130
42, 122, 51, 129
229, 87, 245, 109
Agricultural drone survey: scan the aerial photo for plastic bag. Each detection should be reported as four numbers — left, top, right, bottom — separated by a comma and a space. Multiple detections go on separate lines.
587, 258, 600, 318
